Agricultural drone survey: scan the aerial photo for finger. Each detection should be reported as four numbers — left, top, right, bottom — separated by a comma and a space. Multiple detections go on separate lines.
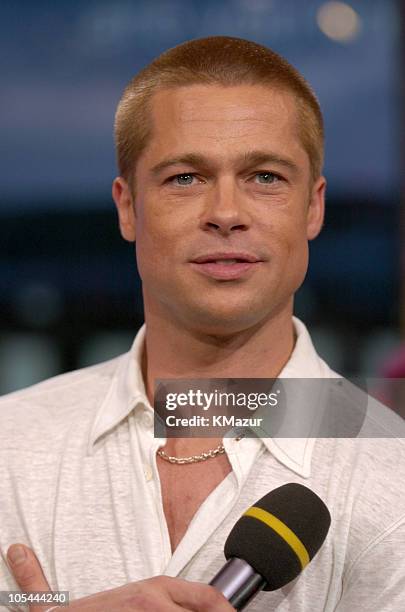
7, 543, 52, 611
162, 577, 233, 611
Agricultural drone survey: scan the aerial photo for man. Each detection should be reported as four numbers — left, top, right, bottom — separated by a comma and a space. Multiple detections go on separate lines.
0, 36, 404, 611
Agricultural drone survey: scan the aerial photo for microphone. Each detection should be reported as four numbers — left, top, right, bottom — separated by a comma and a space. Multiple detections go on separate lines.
210, 483, 331, 610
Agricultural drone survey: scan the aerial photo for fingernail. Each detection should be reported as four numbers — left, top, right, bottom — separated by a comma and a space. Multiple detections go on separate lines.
8, 545, 27, 565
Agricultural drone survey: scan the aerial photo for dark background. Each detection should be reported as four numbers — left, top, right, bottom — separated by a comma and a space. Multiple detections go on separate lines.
0, 0, 402, 393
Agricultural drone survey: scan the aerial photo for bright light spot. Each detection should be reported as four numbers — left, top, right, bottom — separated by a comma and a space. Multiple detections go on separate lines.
317, 1, 361, 43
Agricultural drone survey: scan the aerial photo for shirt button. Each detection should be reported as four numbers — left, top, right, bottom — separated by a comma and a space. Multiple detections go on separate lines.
142, 412, 153, 428
143, 464, 153, 481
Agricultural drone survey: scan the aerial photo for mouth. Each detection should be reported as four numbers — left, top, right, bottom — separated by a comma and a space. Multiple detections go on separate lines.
190, 252, 263, 280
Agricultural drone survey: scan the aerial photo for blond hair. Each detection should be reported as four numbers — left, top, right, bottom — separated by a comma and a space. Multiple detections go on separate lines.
114, 36, 324, 186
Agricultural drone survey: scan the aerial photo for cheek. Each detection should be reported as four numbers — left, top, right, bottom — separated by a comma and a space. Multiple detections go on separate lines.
286, 232, 310, 284
270, 215, 308, 255
137, 202, 172, 249
134, 209, 184, 281
272, 221, 309, 280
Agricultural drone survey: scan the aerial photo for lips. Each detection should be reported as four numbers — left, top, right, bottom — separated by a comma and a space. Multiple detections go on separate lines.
191, 252, 261, 264
190, 252, 263, 280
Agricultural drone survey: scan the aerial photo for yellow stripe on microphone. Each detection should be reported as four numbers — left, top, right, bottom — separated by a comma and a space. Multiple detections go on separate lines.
244, 507, 310, 569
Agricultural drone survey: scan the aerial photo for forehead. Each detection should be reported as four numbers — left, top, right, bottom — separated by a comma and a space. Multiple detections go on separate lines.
138, 84, 309, 175
151, 82, 296, 119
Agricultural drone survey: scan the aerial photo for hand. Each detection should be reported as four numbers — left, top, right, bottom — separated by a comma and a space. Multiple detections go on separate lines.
7, 543, 234, 611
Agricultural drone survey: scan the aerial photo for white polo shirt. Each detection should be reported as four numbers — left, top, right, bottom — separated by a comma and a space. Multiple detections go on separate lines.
0, 317, 404, 611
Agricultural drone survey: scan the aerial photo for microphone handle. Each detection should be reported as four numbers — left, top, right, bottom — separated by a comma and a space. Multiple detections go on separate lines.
209, 557, 267, 610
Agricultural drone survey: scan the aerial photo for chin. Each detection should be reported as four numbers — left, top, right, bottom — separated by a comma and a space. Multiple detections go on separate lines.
183, 302, 270, 337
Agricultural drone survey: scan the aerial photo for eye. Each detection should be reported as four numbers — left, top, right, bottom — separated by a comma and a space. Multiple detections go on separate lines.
168, 173, 198, 186
254, 172, 281, 185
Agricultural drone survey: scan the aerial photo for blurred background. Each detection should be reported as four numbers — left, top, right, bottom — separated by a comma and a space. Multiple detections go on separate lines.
0, 0, 403, 394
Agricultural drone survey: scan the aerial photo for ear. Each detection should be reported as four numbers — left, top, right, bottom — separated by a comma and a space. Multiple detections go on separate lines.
112, 177, 136, 242
306, 176, 326, 240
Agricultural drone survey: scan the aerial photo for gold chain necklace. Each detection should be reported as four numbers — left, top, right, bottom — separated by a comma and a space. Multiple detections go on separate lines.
157, 435, 243, 465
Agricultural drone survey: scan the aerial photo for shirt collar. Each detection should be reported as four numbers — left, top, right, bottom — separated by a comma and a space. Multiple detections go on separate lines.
87, 325, 149, 455
87, 317, 330, 477
262, 316, 332, 478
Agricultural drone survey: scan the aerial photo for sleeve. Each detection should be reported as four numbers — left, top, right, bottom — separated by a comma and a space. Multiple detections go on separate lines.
336, 521, 405, 612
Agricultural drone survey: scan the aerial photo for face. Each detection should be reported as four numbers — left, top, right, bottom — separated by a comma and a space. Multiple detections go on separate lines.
112, 84, 325, 335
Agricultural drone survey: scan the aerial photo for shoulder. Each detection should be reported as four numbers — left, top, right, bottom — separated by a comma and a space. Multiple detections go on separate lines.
309, 359, 405, 538
314, 435, 405, 556
0, 354, 126, 447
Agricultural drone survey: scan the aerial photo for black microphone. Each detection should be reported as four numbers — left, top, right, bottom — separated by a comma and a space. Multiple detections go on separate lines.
210, 483, 331, 610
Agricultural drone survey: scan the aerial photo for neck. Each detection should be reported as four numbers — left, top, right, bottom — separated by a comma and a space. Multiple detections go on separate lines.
142, 305, 296, 406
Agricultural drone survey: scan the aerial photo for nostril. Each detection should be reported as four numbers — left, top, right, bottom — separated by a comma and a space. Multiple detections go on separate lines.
204, 222, 248, 232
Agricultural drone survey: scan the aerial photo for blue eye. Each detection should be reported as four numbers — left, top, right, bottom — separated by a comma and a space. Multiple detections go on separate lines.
255, 173, 279, 184
172, 174, 194, 186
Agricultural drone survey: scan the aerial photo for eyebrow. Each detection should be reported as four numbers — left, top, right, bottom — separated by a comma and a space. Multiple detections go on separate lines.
149, 150, 301, 178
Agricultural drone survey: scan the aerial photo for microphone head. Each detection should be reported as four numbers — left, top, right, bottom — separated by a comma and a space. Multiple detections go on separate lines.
224, 483, 331, 591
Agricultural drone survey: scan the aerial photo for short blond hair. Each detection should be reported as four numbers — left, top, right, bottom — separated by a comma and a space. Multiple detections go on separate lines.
114, 36, 324, 186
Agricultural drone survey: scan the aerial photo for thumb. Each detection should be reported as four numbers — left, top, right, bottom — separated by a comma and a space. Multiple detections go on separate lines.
7, 543, 52, 611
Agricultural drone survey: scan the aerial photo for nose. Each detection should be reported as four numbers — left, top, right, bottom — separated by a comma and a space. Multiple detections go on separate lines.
199, 178, 250, 235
